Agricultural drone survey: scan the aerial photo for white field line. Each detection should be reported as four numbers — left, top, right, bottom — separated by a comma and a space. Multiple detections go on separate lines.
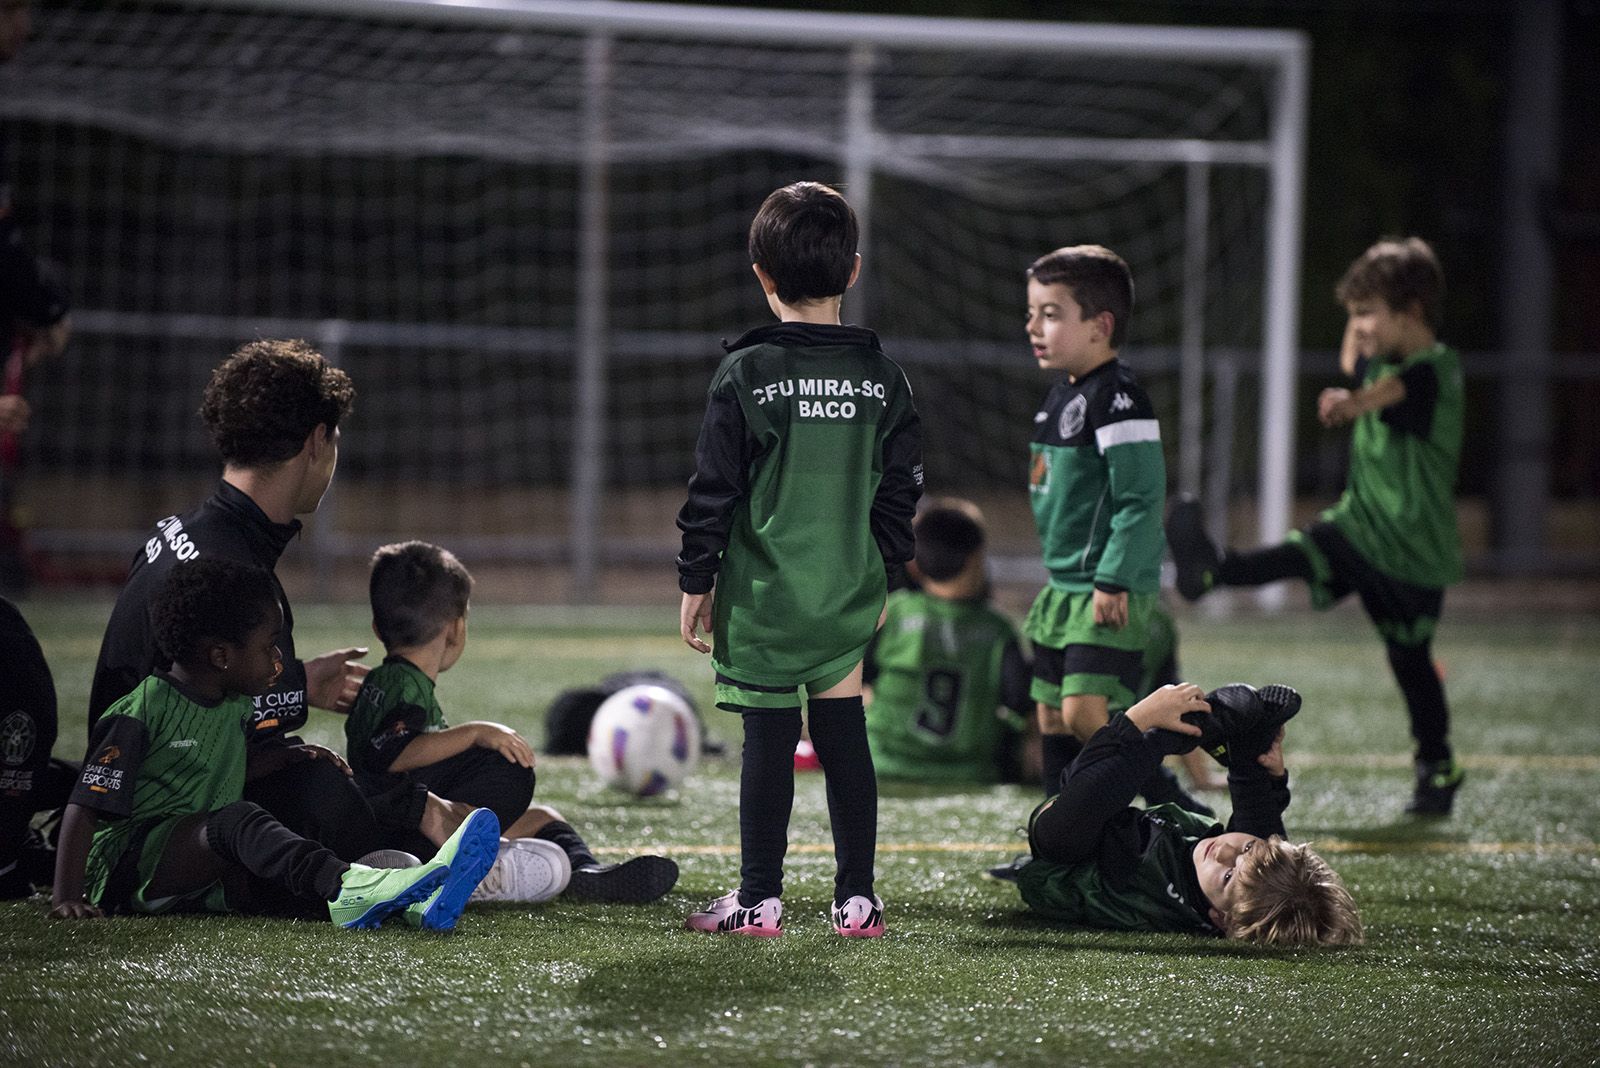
647, 839, 1600, 857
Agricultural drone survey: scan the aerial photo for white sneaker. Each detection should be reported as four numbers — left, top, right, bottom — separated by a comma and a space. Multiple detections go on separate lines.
354, 849, 422, 869
831, 894, 885, 938
685, 889, 783, 937
469, 839, 572, 904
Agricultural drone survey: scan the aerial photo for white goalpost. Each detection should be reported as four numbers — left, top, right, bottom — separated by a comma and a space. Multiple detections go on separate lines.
0, 0, 1307, 602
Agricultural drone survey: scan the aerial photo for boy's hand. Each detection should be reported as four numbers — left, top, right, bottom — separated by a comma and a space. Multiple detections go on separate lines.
1257, 727, 1286, 777
305, 647, 371, 713
1125, 683, 1210, 735
1092, 588, 1128, 629
681, 592, 713, 653
473, 723, 535, 768
293, 743, 353, 777
49, 900, 104, 920
1318, 387, 1356, 427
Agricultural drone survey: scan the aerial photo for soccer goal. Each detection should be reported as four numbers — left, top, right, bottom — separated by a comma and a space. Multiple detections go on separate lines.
0, 0, 1307, 600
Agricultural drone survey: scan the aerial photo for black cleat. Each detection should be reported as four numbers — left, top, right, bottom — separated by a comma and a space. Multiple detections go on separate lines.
1185, 683, 1302, 768
982, 854, 1032, 883
1166, 495, 1221, 601
1405, 758, 1465, 816
565, 855, 679, 903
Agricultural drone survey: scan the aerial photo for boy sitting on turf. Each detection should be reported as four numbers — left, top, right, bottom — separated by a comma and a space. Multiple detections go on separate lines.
677, 181, 922, 937
864, 500, 1031, 785
52, 558, 502, 930
1018, 681, 1364, 946
1168, 237, 1466, 815
346, 540, 678, 904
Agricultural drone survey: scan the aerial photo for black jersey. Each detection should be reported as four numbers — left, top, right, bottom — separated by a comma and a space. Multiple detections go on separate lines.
89, 481, 307, 739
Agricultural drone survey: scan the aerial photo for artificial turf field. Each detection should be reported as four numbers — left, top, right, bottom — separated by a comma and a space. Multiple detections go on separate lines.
3, 600, 1598, 1067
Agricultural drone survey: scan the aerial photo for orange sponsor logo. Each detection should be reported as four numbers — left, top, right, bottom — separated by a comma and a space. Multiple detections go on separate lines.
94, 745, 122, 765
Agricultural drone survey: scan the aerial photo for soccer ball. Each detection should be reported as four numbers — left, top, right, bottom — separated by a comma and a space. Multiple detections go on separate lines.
586, 684, 701, 796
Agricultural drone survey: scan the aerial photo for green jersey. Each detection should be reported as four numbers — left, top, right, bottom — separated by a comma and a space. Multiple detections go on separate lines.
677, 323, 923, 690
345, 655, 445, 777
1324, 343, 1464, 588
68, 674, 251, 906
1029, 359, 1166, 594
1019, 800, 1217, 934
864, 589, 1029, 783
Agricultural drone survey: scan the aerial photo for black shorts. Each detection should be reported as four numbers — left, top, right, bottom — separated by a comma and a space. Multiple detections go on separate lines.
1292, 521, 1444, 646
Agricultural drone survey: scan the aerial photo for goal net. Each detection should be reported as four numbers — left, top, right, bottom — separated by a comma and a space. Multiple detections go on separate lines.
0, 0, 1306, 598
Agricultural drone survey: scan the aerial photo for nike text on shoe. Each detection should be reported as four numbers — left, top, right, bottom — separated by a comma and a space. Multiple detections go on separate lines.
469, 838, 572, 905
329, 861, 449, 929
565, 854, 679, 904
832, 894, 885, 938
406, 807, 502, 931
1166, 494, 1220, 602
685, 889, 783, 937
1406, 758, 1465, 816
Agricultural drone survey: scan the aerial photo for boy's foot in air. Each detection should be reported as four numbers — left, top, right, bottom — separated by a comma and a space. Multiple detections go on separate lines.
405, 807, 502, 930
686, 889, 783, 936
565, 854, 679, 904
1166, 495, 1220, 601
330, 861, 449, 929
470, 839, 572, 904
831, 894, 886, 938
1185, 683, 1302, 767
1405, 758, 1465, 816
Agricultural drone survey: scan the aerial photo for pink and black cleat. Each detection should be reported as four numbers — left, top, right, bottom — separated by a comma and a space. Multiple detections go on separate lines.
831, 894, 885, 938
686, 889, 784, 937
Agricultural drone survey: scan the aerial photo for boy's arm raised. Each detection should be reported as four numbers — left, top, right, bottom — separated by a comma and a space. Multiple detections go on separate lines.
1224, 729, 1290, 839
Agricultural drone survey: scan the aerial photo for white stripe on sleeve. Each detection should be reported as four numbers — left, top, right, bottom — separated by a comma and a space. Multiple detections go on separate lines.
1095, 419, 1161, 453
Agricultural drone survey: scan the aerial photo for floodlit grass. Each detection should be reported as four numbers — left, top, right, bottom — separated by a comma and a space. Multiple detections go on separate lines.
5, 602, 1599, 1066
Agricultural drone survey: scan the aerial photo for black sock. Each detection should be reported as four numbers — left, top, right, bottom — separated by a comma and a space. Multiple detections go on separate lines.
535, 819, 599, 870
1040, 734, 1082, 796
1216, 543, 1314, 588
737, 708, 802, 906
1387, 641, 1452, 763
806, 696, 878, 905
204, 800, 348, 905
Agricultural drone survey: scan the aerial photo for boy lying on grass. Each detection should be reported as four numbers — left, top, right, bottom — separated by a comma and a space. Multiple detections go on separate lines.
1018, 682, 1363, 946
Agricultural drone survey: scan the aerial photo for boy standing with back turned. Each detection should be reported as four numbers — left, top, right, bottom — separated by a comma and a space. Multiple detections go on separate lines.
1168, 237, 1465, 814
677, 181, 922, 937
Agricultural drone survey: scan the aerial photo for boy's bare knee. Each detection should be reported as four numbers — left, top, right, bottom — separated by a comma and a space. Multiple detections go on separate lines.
1035, 702, 1065, 733
1062, 695, 1109, 742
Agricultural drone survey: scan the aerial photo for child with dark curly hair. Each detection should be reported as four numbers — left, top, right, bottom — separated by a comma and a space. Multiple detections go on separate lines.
54, 559, 501, 929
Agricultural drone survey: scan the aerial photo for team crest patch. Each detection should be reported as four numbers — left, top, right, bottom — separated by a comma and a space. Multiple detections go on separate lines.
0, 712, 35, 766
1058, 394, 1088, 439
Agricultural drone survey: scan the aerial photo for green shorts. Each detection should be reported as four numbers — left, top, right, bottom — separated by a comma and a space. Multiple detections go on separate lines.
97, 815, 228, 916
1023, 586, 1155, 711
714, 660, 861, 712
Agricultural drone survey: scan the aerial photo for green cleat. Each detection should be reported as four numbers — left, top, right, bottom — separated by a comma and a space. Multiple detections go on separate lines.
404, 807, 502, 931
329, 861, 449, 929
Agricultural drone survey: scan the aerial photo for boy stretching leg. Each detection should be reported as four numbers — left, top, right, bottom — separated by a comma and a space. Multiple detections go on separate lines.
678, 181, 922, 937
1019, 682, 1363, 946
1169, 237, 1465, 814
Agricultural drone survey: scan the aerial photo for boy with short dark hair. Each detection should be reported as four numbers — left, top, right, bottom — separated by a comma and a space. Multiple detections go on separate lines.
677, 180, 922, 937
53, 558, 501, 930
1019, 682, 1364, 947
347, 540, 678, 905
1021, 245, 1172, 794
1168, 236, 1466, 814
864, 499, 1031, 784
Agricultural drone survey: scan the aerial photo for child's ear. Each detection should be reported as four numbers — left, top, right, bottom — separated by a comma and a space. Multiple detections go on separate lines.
1208, 905, 1230, 932
207, 641, 231, 672
846, 253, 862, 290
751, 263, 778, 295
371, 619, 381, 642
1094, 311, 1115, 344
